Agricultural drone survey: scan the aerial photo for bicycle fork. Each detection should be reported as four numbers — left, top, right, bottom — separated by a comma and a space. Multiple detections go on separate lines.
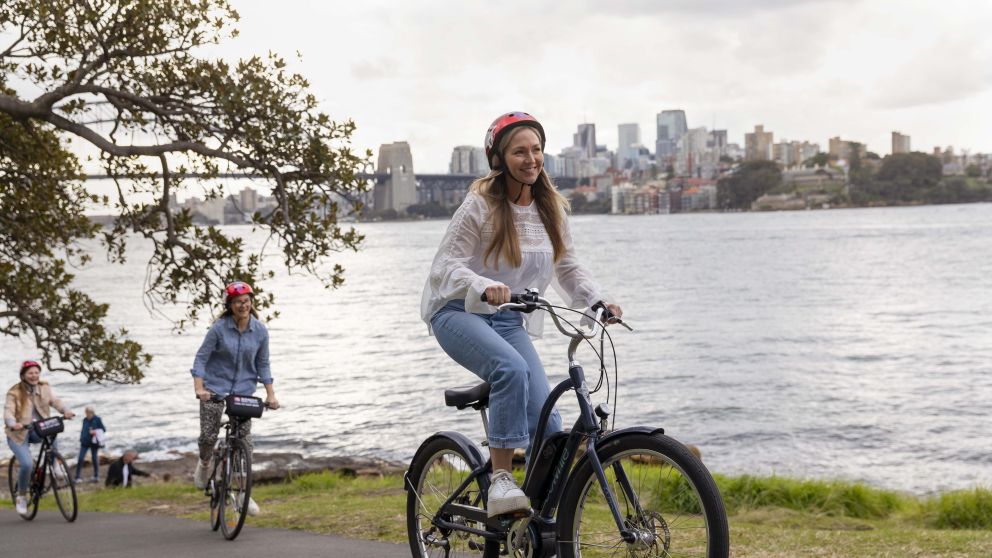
569, 361, 640, 545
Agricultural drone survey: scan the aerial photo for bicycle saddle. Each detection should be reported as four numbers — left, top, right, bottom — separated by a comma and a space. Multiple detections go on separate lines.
444, 382, 491, 410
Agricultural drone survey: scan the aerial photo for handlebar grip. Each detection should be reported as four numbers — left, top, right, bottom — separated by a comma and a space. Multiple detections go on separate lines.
480, 293, 522, 303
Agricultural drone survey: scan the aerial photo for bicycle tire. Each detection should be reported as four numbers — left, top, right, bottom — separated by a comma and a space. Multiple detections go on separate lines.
556, 433, 729, 558
7, 456, 17, 505
406, 436, 500, 558
219, 439, 252, 540
209, 476, 222, 531
23, 458, 44, 521
49, 452, 78, 522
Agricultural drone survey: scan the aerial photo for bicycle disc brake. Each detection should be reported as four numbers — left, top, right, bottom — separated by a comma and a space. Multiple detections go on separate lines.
506, 516, 534, 558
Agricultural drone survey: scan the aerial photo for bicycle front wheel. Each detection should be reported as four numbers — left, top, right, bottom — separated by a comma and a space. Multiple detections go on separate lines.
557, 433, 729, 558
49, 452, 78, 522
219, 439, 252, 540
406, 437, 499, 558
7, 456, 18, 505
209, 476, 222, 531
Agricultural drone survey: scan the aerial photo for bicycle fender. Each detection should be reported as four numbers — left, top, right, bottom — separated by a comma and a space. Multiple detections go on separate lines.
404, 431, 487, 492
566, 426, 666, 476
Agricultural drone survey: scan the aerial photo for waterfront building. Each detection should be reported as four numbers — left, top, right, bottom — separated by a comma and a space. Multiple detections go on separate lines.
892, 131, 911, 155
745, 125, 774, 161
655, 110, 688, 161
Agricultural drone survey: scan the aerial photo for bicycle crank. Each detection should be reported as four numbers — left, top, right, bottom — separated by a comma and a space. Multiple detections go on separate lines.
506, 516, 534, 558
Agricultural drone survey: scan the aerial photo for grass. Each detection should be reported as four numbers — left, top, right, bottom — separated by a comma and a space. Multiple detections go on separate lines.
2, 472, 991, 557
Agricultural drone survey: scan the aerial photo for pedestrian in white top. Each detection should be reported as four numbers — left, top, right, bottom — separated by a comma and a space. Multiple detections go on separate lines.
421, 111, 623, 517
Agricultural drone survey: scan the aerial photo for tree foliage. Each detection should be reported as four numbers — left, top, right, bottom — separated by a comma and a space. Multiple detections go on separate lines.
0, 1, 370, 382
717, 160, 782, 210
857, 152, 942, 202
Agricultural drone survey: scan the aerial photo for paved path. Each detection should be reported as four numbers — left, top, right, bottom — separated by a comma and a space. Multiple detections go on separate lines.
0, 511, 409, 557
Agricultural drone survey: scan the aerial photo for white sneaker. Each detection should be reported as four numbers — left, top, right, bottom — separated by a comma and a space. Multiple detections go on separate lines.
234, 493, 260, 516
194, 459, 209, 489
15, 495, 28, 516
52, 464, 66, 482
487, 469, 529, 517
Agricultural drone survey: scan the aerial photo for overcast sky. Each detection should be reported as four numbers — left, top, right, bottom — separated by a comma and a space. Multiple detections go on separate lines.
116, 0, 992, 174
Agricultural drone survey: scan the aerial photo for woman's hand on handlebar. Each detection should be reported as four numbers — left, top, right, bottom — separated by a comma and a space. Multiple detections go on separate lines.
483, 284, 511, 306
63, 410, 76, 420
195, 388, 212, 402
604, 303, 623, 324
11, 422, 24, 431
265, 396, 280, 410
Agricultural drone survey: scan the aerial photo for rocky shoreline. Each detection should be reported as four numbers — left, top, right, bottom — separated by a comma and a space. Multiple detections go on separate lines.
0, 451, 407, 486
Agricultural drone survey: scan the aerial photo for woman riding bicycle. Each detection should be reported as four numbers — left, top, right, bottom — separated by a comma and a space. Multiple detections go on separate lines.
421, 111, 622, 517
190, 281, 279, 516
4, 360, 75, 516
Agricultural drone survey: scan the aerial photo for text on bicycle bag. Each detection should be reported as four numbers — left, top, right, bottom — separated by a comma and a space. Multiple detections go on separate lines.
225, 395, 264, 418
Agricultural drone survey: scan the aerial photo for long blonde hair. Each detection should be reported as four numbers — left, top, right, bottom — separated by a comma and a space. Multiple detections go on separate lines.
471, 126, 570, 269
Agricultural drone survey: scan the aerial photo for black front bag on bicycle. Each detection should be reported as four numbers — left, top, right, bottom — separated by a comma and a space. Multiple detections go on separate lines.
225, 395, 264, 418
32, 416, 65, 437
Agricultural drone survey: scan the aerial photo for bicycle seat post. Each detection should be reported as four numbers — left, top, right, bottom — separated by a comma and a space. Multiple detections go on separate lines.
479, 408, 490, 445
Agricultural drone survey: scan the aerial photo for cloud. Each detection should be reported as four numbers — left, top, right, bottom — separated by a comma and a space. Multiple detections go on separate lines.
871, 37, 992, 109
350, 58, 399, 81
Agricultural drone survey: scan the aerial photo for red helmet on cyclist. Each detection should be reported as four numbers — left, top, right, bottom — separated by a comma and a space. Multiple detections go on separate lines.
484, 112, 546, 170
19, 360, 41, 376
224, 281, 254, 305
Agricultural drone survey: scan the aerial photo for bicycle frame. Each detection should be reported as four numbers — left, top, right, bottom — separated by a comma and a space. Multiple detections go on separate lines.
419, 296, 641, 545
207, 413, 252, 490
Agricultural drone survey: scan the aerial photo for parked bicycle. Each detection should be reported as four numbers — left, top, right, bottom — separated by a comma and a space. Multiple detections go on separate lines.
203, 394, 269, 540
406, 290, 730, 557
7, 415, 77, 522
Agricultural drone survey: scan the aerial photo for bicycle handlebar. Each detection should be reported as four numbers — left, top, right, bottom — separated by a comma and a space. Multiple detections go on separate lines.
481, 290, 631, 341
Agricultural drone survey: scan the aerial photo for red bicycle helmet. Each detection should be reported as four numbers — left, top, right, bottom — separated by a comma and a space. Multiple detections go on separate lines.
19, 360, 41, 375
224, 281, 254, 304
484, 111, 546, 169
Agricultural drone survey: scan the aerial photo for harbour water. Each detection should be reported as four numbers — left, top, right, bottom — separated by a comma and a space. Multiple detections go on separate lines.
2, 203, 991, 495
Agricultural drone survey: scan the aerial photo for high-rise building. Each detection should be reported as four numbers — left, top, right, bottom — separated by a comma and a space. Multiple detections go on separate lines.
707, 130, 728, 156
745, 125, 774, 161
892, 131, 911, 154
655, 110, 688, 161
449, 146, 488, 174
574, 123, 597, 158
617, 123, 641, 170
239, 186, 258, 212
828, 137, 867, 162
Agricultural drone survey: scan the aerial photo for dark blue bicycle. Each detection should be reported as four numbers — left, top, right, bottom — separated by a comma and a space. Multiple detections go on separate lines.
406, 290, 729, 557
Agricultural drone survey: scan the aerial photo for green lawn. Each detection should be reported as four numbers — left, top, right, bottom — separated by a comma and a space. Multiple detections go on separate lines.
3, 472, 991, 557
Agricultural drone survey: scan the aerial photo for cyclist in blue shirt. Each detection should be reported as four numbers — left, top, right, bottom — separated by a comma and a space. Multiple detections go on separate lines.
190, 281, 279, 515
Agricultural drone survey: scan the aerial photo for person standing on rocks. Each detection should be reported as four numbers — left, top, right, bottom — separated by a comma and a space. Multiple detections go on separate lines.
190, 281, 279, 516
75, 406, 106, 483
420, 112, 622, 517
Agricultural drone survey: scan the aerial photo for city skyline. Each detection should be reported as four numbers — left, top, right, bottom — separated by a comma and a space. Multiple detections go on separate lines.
198, 0, 991, 174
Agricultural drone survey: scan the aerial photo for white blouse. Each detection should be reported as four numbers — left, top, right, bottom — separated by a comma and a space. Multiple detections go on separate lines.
421, 191, 604, 337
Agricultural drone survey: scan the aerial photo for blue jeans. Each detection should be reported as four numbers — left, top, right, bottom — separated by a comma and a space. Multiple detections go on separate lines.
432, 300, 563, 452
6, 431, 42, 494
75, 445, 100, 479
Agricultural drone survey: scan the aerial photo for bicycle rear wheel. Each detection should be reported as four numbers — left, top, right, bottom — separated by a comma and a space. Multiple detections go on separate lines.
219, 439, 252, 540
49, 452, 78, 522
406, 436, 500, 558
557, 433, 729, 558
